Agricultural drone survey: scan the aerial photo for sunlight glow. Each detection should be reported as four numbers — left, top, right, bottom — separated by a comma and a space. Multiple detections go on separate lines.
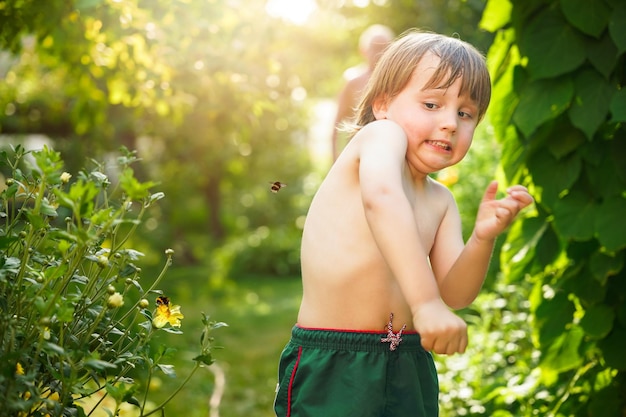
265, 0, 317, 25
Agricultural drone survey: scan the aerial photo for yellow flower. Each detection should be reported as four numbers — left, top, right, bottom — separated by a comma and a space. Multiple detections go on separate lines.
16, 363, 24, 375
436, 166, 459, 186
152, 296, 184, 328
107, 292, 124, 309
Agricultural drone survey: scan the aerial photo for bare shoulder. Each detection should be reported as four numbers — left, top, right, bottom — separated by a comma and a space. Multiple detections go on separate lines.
428, 177, 454, 196
427, 177, 454, 202
358, 119, 406, 137
352, 120, 408, 153
427, 177, 459, 212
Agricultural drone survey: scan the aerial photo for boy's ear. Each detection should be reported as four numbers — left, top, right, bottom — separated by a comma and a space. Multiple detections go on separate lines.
372, 96, 388, 119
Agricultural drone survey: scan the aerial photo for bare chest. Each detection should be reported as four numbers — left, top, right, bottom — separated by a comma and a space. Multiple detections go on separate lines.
403, 184, 446, 253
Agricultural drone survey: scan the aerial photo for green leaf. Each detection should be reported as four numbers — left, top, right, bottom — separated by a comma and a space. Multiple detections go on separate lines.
597, 324, 626, 370
211, 321, 228, 330
85, 359, 117, 371
498, 127, 527, 183
528, 151, 581, 207
148, 192, 165, 205
609, 89, 626, 122
547, 126, 586, 160
553, 191, 596, 241
40, 198, 58, 217
156, 363, 176, 377
479, 0, 512, 32
26, 211, 46, 230
563, 260, 607, 306
193, 353, 215, 366
535, 221, 561, 267
125, 396, 140, 407
57, 303, 75, 323
608, 2, 626, 54
519, 9, 587, 79
119, 167, 157, 201
618, 302, 626, 327
159, 327, 183, 334
585, 32, 619, 79
560, 0, 611, 38
500, 217, 546, 281
595, 195, 626, 252
589, 385, 624, 417
589, 251, 624, 285
43, 342, 65, 356
513, 77, 574, 138
568, 69, 613, 139
534, 290, 576, 347
584, 147, 626, 198
491, 412, 514, 417
31, 145, 64, 178
540, 326, 584, 373
3, 182, 18, 199
580, 304, 615, 339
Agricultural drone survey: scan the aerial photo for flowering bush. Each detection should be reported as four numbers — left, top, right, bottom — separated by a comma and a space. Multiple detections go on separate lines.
0, 145, 225, 416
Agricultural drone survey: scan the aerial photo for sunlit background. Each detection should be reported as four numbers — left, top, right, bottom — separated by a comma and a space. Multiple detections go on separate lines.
0, 1, 499, 416
3, 0, 623, 416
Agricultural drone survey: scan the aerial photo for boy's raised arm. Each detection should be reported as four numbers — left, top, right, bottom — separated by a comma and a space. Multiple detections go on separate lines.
434, 181, 534, 309
357, 120, 468, 355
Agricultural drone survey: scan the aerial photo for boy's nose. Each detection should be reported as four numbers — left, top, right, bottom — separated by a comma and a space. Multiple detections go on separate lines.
439, 110, 458, 131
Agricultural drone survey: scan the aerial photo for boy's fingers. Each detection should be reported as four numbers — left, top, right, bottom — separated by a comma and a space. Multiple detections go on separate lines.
482, 180, 499, 202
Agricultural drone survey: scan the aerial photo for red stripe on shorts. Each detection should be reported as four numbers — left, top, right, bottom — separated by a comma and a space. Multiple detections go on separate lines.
286, 346, 303, 417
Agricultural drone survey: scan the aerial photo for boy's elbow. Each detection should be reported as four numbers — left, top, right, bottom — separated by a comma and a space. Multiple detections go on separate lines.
441, 293, 475, 310
362, 185, 400, 213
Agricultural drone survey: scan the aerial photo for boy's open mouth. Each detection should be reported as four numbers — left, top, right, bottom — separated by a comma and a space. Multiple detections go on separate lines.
427, 140, 451, 151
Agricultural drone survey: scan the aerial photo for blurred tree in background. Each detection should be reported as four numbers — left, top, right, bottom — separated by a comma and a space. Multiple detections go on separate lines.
0, 0, 491, 279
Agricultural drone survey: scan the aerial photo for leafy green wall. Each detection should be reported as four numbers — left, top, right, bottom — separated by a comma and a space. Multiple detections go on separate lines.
482, 0, 626, 414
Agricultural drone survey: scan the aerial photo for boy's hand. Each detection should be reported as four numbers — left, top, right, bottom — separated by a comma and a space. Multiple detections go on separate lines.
473, 181, 534, 242
413, 299, 468, 355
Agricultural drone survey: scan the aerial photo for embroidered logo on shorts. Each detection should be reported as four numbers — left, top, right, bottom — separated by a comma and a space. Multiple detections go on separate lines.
381, 313, 407, 351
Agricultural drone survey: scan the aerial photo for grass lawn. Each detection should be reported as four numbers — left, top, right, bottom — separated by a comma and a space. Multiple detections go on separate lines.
150, 266, 302, 417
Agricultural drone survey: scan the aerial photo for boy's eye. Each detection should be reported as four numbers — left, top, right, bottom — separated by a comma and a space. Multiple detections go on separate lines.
458, 111, 473, 119
424, 102, 437, 109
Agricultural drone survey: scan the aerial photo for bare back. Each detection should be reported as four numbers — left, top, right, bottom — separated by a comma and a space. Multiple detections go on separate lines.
298, 123, 457, 332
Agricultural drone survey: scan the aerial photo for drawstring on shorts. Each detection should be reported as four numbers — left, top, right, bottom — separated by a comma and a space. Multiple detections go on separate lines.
381, 313, 407, 351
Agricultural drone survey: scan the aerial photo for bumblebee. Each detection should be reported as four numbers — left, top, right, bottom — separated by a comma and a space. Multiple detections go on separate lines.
270, 181, 286, 193
156, 296, 170, 307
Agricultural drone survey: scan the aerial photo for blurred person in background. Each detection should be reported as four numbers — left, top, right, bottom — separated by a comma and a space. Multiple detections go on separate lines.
331, 24, 395, 162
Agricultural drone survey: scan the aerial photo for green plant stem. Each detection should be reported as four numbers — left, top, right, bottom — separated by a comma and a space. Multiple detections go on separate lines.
547, 360, 597, 417
97, 304, 142, 355
110, 201, 146, 253
142, 363, 202, 417
143, 255, 173, 297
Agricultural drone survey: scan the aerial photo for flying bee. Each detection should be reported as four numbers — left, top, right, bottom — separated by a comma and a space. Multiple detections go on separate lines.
269, 181, 286, 193
156, 296, 170, 307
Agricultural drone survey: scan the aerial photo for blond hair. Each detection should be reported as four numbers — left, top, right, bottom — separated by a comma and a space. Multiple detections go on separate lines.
351, 30, 491, 135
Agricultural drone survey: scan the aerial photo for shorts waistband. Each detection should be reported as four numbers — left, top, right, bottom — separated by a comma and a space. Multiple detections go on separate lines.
291, 325, 424, 352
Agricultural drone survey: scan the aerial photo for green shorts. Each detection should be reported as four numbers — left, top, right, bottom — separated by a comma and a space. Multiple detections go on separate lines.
274, 325, 439, 417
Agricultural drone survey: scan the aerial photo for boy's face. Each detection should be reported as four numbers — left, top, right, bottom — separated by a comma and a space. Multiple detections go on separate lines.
373, 52, 479, 176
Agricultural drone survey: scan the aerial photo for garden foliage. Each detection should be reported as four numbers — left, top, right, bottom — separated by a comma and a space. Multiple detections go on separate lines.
0, 146, 224, 416
474, 0, 626, 415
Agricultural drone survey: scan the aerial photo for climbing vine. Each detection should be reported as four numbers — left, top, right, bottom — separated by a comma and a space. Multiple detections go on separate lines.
483, 0, 626, 415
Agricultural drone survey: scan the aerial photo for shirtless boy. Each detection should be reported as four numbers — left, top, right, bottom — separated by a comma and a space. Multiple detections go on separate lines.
274, 30, 533, 417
